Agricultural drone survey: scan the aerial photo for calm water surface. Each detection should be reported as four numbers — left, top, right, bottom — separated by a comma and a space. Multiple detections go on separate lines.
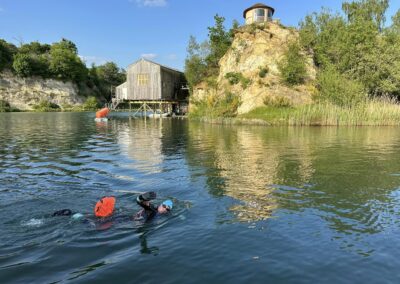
1, 112, 400, 283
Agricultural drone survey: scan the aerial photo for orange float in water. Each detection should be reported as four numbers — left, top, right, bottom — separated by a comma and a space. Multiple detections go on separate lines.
94, 196, 116, 218
96, 107, 110, 118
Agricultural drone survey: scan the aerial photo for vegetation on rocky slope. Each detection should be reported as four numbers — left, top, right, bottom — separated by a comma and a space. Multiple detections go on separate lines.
186, 0, 400, 125
0, 38, 125, 111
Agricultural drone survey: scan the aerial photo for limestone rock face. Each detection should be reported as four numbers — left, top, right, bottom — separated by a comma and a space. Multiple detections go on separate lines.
192, 21, 317, 114
0, 71, 85, 110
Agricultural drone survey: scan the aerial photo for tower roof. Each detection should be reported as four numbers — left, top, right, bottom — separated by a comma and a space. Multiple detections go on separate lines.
243, 3, 275, 18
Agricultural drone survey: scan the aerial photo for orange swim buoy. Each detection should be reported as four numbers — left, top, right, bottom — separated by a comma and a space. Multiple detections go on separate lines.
94, 196, 116, 218
96, 107, 110, 118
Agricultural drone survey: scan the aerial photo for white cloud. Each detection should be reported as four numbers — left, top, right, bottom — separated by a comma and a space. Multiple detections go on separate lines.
79, 55, 108, 66
141, 53, 158, 59
134, 0, 167, 7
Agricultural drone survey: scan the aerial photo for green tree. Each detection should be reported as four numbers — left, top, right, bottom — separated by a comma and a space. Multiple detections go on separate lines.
206, 14, 233, 73
392, 10, 400, 33
19, 41, 51, 55
299, 11, 347, 67
278, 42, 307, 86
90, 62, 126, 99
317, 65, 366, 107
299, 0, 400, 98
0, 40, 17, 71
96, 62, 125, 86
184, 36, 209, 89
12, 53, 35, 77
49, 39, 87, 83
82, 96, 99, 110
342, 0, 389, 31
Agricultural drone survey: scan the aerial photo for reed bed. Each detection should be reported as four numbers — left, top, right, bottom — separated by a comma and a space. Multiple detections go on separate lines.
240, 98, 400, 126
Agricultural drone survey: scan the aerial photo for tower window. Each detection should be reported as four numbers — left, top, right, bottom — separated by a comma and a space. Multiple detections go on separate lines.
254, 9, 266, 22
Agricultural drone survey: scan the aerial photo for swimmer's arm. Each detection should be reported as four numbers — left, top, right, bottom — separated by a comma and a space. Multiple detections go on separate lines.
136, 192, 157, 212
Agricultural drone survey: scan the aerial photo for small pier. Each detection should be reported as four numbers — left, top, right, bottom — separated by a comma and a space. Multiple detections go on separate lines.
109, 99, 188, 117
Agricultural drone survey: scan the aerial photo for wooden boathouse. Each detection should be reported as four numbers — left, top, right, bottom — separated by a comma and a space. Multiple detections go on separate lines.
112, 58, 189, 115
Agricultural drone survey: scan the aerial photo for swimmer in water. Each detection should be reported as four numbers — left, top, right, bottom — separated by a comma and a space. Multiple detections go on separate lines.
52, 196, 116, 221
134, 192, 173, 221
52, 193, 173, 223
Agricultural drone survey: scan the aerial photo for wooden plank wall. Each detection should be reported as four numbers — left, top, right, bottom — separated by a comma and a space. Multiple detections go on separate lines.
161, 68, 182, 100
116, 82, 128, 100
127, 60, 161, 100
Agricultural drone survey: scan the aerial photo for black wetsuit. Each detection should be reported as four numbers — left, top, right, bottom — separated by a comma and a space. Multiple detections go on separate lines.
53, 193, 161, 223
134, 196, 158, 221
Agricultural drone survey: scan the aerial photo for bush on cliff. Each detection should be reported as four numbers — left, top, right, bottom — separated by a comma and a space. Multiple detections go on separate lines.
0, 40, 17, 71
82, 96, 99, 111
185, 15, 237, 90
49, 39, 87, 83
316, 66, 366, 107
0, 100, 10, 112
190, 92, 241, 118
32, 100, 61, 112
1, 38, 125, 102
278, 42, 307, 86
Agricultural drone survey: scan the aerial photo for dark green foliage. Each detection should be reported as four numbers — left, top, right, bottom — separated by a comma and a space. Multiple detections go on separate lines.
82, 96, 99, 111
19, 41, 51, 55
0, 99, 10, 112
49, 41, 87, 83
184, 36, 209, 90
342, 0, 388, 31
185, 15, 237, 90
206, 15, 233, 72
96, 62, 125, 86
0, 40, 17, 71
13, 53, 50, 78
278, 42, 307, 86
13, 53, 35, 77
215, 92, 241, 117
299, 0, 400, 98
392, 10, 400, 33
316, 66, 366, 107
1, 37, 125, 102
224, 72, 251, 89
225, 72, 241, 85
14, 42, 52, 77
87, 62, 126, 100
32, 100, 61, 111
190, 92, 241, 118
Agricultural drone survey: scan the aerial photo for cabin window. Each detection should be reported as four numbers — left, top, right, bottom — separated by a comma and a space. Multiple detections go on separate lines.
137, 74, 149, 86
268, 10, 273, 20
254, 9, 266, 22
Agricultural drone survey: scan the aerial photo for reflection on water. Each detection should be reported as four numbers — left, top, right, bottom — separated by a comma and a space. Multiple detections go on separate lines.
186, 123, 400, 254
2, 113, 400, 282
117, 118, 164, 173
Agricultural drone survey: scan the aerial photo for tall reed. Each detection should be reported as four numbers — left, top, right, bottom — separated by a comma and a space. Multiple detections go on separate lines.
240, 98, 400, 126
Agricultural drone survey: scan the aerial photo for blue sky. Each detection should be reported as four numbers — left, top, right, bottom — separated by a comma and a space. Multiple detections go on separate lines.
0, 0, 399, 70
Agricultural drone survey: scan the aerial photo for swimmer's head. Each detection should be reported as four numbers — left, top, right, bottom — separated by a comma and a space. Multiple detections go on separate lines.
158, 200, 173, 214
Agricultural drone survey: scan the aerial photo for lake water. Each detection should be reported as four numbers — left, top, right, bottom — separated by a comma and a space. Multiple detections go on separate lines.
1, 112, 400, 283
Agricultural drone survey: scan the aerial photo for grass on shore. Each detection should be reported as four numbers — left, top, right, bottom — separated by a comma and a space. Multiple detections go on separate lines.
238, 98, 400, 126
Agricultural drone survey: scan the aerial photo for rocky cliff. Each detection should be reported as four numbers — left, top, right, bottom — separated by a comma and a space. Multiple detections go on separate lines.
0, 71, 85, 111
192, 21, 317, 114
